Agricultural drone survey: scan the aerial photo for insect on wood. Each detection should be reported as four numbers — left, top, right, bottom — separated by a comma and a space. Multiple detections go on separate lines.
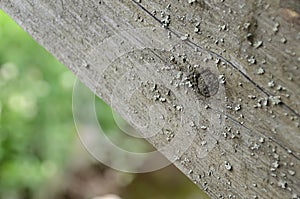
188, 69, 219, 98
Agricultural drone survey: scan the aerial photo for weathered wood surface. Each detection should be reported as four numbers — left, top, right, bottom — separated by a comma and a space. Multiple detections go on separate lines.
1, 0, 299, 198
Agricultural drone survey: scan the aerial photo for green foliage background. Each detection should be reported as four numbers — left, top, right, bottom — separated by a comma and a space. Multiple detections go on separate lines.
0, 10, 77, 197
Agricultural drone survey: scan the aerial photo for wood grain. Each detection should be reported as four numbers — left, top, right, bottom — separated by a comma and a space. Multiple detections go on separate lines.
1, 0, 299, 198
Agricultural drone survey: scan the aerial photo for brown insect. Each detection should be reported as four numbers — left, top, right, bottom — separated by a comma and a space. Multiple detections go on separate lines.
188, 69, 219, 98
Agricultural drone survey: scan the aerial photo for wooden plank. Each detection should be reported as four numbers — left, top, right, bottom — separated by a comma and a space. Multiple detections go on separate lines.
1, 0, 299, 198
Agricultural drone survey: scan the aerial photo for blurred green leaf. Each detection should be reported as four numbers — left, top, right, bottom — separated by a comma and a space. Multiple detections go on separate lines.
0, 10, 75, 198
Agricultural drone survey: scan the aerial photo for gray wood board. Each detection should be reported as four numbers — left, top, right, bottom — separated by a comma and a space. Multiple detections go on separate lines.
1, 0, 299, 198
